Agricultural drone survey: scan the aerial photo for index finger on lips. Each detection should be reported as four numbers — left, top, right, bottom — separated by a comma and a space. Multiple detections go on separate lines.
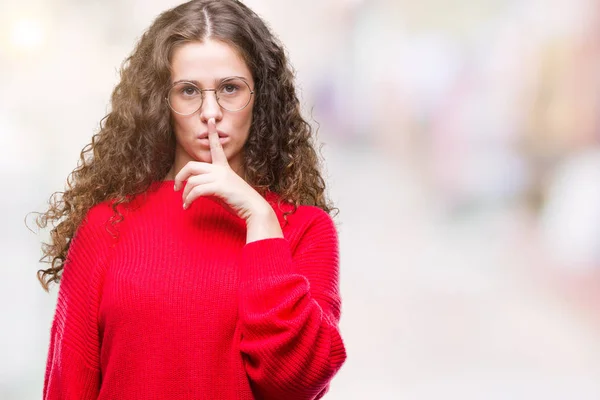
208, 118, 228, 166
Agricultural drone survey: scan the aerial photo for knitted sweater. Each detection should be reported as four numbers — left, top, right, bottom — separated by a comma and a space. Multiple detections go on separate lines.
43, 181, 346, 400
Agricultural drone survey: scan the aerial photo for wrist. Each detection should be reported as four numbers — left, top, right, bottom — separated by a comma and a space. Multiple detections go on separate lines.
244, 196, 273, 222
245, 201, 283, 243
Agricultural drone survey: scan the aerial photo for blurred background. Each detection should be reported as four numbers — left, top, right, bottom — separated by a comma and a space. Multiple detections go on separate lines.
2, 0, 600, 398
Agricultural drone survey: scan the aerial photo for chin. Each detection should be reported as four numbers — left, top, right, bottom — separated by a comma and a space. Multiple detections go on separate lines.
192, 151, 213, 163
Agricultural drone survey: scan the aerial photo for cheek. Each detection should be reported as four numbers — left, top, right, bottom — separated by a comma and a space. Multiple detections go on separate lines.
234, 106, 254, 136
171, 114, 195, 137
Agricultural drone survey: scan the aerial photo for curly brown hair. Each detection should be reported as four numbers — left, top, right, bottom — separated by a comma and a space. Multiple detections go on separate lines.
34, 0, 337, 291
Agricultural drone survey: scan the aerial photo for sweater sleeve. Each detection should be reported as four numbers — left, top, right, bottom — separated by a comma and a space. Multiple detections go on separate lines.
238, 209, 347, 400
43, 204, 114, 400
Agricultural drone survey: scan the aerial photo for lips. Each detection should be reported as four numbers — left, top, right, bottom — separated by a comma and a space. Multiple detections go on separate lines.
196, 133, 229, 147
197, 131, 228, 139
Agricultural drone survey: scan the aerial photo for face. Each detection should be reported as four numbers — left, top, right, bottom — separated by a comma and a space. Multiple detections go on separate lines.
168, 39, 254, 176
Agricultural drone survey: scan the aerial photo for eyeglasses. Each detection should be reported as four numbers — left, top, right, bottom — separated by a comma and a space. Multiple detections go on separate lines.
166, 76, 254, 115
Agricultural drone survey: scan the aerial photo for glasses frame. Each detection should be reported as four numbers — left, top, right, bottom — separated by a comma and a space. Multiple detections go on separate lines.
166, 76, 255, 115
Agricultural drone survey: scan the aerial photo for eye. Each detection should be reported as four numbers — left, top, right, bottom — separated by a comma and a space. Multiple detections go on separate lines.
180, 85, 199, 96
220, 83, 240, 95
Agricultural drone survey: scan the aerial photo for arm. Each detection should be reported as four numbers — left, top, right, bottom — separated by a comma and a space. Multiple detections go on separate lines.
239, 209, 347, 400
43, 205, 113, 400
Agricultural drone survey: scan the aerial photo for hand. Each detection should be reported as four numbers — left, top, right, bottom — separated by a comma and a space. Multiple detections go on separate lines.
174, 118, 269, 221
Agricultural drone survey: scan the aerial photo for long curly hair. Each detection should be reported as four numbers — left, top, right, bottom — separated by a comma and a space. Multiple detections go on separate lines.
34, 0, 337, 291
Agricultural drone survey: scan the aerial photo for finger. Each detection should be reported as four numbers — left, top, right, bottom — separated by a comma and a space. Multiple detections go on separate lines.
208, 117, 228, 166
181, 174, 215, 203
183, 183, 218, 210
174, 161, 212, 191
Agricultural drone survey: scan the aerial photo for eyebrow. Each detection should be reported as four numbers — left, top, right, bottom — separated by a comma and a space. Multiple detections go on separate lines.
172, 76, 250, 86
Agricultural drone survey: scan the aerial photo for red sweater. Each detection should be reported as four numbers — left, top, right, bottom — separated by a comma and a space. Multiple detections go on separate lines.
43, 181, 346, 400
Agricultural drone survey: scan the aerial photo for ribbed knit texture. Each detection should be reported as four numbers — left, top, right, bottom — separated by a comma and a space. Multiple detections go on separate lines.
43, 181, 346, 400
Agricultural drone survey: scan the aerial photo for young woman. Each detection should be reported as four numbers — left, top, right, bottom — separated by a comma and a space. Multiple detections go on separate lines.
37, 1, 346, 399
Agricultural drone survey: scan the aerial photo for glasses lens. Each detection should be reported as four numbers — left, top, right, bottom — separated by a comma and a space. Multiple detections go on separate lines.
168, 82, 202, 115
216, 78, 252, 111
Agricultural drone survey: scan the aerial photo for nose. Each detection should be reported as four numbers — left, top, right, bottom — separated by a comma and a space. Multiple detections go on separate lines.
199, 90, 223, 122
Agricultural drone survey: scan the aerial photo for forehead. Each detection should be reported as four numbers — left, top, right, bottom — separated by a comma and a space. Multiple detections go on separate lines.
170, 39, 253, 85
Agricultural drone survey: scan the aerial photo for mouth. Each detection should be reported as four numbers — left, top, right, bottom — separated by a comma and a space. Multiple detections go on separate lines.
196, 133, 229, 147
197, 131, 228, 139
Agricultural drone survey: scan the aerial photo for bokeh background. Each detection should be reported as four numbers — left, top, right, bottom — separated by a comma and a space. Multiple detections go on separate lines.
2, 0, 600, 398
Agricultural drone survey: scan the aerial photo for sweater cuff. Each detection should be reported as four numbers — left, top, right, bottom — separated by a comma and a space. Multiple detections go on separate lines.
240, 238, 295, 286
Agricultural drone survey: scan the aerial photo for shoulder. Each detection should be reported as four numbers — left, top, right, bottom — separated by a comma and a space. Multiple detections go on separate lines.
63, 202, 117, 274
290, 205, 335, 229
85, 201, 114, 223
264, 191, 337, 237
284, 205, 338, 250
79, 201, 114, 230
73, 201, 117, 246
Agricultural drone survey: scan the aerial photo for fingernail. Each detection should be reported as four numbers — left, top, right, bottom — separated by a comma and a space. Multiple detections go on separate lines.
174, 184, 178, 191
182, 202, 187, 210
